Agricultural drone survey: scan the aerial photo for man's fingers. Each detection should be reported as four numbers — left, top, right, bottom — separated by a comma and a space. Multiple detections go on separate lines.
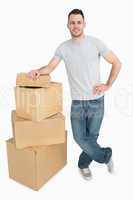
93, 86, 99, 94
93, 86, 102, 95
93, 84, 108, 95
35, 72, 40, 79
27, 70, 40, 80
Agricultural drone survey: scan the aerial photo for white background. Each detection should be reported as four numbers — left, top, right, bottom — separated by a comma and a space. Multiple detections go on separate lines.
0, 0, 133, 199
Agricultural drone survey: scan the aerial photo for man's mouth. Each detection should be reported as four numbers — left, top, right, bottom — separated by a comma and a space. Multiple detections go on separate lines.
73, 29, 80, 32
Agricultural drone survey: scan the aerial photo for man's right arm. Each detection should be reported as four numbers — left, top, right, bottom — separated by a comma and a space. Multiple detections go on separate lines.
28, 56, 61, 79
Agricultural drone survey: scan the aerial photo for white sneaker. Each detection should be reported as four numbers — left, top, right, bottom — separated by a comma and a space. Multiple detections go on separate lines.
106, 157, 114, 174
79, 167, 92, 180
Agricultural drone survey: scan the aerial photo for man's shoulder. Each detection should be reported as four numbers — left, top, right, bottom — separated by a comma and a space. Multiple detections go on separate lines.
86, 35, 100, 42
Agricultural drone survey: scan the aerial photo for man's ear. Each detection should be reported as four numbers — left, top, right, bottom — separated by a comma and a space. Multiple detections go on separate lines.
67, 23, 69, 29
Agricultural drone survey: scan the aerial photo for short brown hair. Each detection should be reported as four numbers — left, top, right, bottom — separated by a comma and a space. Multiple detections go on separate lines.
68, 9, 84, 20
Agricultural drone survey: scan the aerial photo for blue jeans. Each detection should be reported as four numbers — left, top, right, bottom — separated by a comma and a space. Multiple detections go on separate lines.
70, 95, 112, 169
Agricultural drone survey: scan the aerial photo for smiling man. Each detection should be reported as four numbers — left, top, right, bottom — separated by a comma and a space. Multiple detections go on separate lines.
28, 9, 122, 180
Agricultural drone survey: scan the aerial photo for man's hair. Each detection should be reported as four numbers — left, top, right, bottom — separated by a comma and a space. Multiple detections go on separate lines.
68, 9, 84, 20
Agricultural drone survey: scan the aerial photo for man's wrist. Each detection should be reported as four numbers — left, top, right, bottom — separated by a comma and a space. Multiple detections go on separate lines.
106, 83, 112, 89
38, 65, 48, 75
38, 68, 41, 74
38, 67, 44, 75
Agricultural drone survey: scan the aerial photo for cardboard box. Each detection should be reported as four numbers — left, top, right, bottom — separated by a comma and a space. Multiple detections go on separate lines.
6, 133, 67, 190
12, 110, 65, 149
16, 73, 51, 87
14, 82, 62, 121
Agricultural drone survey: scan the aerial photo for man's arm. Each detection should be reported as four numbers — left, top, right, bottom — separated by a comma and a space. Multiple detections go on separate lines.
104, 51, 122, 87
93, 51, 122, 95
28, 57, 61, 79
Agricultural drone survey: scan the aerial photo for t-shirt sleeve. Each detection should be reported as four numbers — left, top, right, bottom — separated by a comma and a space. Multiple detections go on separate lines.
95, 38, 111, 57
54, 44, 63, 60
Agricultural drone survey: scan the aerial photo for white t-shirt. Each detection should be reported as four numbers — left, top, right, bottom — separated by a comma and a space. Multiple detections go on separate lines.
54, 35, 111, 100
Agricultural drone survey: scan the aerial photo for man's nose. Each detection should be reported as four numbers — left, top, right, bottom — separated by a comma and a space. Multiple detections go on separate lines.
74, 24, 79, 28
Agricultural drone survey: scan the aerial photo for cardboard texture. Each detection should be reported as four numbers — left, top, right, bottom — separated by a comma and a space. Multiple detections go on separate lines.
12, 110, 66, 149
16, 73, 51, 87
6, 133, 67, 191
14, 82, 62, 121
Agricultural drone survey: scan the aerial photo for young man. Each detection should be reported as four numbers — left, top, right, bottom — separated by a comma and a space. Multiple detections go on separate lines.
28, 9, 122, 180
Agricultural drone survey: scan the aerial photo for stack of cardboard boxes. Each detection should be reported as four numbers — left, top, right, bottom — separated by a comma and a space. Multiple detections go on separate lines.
6, 73, 67, 190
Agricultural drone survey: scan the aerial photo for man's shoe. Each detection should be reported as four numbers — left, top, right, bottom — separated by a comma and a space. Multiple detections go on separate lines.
106, 157, 114, 174
79, 167, 92, 180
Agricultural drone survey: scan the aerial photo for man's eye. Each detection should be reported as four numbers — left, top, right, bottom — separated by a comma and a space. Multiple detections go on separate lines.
78, 21, 81, 24
71, 22, 75, 25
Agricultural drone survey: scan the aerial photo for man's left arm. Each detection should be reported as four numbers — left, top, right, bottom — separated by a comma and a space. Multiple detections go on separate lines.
93, 51, 122, 95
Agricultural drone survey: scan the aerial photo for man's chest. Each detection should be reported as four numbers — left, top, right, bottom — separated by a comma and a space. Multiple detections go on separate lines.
63, 44, 99, 65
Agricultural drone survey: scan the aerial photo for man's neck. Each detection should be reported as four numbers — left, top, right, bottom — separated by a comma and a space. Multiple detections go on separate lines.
71, 34, 86, 43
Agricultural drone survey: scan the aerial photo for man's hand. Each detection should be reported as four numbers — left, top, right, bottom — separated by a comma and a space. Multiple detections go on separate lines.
27, 57, 61, 80
93, 83, 110, 95
28, 69, 41, 80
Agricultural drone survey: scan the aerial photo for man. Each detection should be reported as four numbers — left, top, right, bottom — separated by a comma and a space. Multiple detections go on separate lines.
28, 9, 122, 180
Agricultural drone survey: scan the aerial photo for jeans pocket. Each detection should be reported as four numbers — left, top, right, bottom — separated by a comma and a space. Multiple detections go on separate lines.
71, 103, 84, 119
91, 95, 104, 103
88, 96, 104, 116
89, 96, 104, 106
72, 100, 82, 105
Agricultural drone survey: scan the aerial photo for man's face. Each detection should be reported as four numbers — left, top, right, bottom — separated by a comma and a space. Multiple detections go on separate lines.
67, 14, 86, 38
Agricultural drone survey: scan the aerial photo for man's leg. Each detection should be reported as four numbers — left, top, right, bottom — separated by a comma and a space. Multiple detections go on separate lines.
78, 151, 92, 169
85, 96, 112, 164
70, 100, 93, 169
